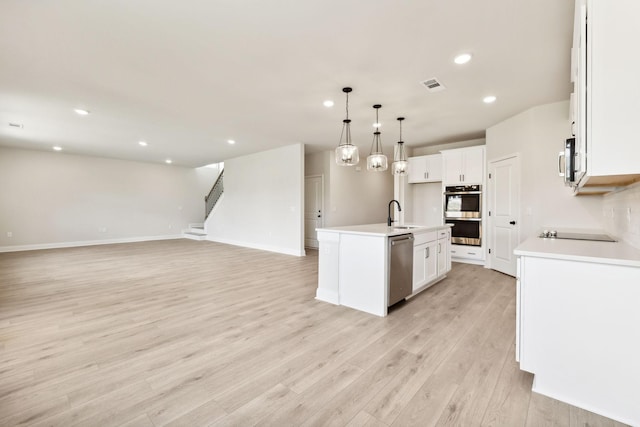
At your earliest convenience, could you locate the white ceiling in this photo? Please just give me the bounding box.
[0,0,574,168]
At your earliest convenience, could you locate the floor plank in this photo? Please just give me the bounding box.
[0,240,628,426]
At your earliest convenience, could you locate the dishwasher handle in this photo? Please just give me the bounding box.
[390,235,414,246]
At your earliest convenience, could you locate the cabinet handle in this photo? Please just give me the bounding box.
[438,243,441,254]
[558,151,565,177]
[424,172,427,179]
[425,247,429,258]
[571,121,576,137]
[462,174,465,182]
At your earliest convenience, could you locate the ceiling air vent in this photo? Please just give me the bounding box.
[421,77,446,93]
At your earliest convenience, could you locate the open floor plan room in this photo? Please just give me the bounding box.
[0,239,626,426]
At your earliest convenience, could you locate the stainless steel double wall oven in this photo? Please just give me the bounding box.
[444,185,482,246]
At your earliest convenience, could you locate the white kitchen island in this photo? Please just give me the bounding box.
[514,236,640,426]
[316,223,451,317]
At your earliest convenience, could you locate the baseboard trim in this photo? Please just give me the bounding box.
[205,236,305,257]
[315,288,339,305]
[531,377,635,426]
[0,234,183,253]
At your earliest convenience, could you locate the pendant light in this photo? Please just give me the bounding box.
[366,104,388,171]
[392,117,408,176]
[335,87,359,166]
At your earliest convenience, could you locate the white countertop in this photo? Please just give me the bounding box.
[514,235,640,267]
[316,223,451,237]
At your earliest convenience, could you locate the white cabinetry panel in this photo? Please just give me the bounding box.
[441,146,485,185]
[408,154,442,183]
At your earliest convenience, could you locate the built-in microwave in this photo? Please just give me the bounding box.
[558,137,576,186]
[444,185,482,219]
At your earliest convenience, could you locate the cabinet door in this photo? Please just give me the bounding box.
[412,243,428,290]
[461,146,485,184]
[443,151,463,185]
[408,156,428,184]
[426,154,443,182]
[437,230,451,274]
[425,240,438,284]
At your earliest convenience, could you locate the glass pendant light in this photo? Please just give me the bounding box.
[335,87,359,166]
[392,117,409,176]
[366,104,388,171]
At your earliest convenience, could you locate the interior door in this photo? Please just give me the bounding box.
[489,155,520,276]
[304,175,323,249]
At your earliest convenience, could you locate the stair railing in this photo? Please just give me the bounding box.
[205,170,224,220]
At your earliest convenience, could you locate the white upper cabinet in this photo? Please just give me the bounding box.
[441,146,485,185]
[572,0,640,190]
[407,154,442,183]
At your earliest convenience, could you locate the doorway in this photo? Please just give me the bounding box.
[304,175,324,249]
[488,154,520,276]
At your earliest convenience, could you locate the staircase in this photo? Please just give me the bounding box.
[182,166,224,241]
[183,223,207,240]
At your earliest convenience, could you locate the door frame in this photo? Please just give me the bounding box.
[304,174,325,249]
[485,153,521,272]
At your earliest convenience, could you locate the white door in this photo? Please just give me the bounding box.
[304,176,323,249]
[489,155,520,276]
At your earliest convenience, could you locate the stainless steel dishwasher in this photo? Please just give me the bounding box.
[388,233,414,307]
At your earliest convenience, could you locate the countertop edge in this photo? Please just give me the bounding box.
[316,224,452,237]
[514,237,640,268]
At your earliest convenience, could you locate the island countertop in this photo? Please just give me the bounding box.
[514,235,640,268]
[316,223,452,237]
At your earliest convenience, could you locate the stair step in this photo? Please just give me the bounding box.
[183,231,207,241]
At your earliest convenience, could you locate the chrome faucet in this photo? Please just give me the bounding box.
[388,199,402,226]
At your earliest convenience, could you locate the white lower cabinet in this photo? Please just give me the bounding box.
[412,228,450,293]
[437,229,451,275]
[516,254,640,425]
[450,244,484,262]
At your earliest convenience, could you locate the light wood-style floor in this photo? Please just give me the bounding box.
[0,239,627,427]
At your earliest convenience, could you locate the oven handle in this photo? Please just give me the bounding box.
[444,217,482,222]
[444,191,482,195]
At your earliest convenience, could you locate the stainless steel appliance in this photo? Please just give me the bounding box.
[388,234,414,307]
[445,218,482,246]
[558,137,577,186]
[444,185,482,218]
[444,185,482,246]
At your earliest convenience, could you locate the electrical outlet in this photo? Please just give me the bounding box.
[7,231,12,238]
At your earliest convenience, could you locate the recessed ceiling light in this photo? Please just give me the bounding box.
[227,139,236,145]
[323,100,334,108]
[165,159,172,164]
[74,108,90,115]
[138,141,148,146]
[53,146,62,151]
[483,95,497,104]
[454,53,472,64]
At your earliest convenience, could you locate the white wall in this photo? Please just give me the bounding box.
[486,101,603,241]
[304,150,394,228]
[603,182,640,249]
[411,138,486,156]
[206,143,304,256]
[0,147,218,251]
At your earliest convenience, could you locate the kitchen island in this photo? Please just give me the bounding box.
[316,223,451,317]
[514,235,640,425]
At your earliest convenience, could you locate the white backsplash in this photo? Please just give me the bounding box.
[603,181,640,248]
